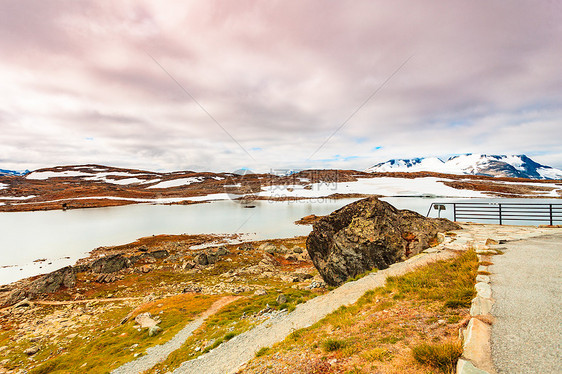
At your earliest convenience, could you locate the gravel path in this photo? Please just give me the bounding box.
[111,296,240,374]
[490,233,562,374]
[171,250,457,374]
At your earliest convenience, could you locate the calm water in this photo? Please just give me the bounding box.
[0,197,559,285]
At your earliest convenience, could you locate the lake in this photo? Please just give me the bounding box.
[1,196,559,285]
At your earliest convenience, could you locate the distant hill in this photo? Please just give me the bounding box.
[365,154,562,180]
[0,168,30,176]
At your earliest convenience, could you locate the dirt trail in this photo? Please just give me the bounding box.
[34,297,143,305]
[111,296,240,374]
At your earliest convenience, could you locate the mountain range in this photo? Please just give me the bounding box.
[0,168,29,176]
[365,154,562,180]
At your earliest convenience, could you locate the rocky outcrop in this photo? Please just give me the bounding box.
[90,254,130,273]
[306,197,460,286]
[30,266,76,295]
[1,266,77,307]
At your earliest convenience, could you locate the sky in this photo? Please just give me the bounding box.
[1,0,561,173]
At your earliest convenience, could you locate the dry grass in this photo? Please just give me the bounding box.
[240,250,478,374]
[22,294,217,374]
[412,340,462,373]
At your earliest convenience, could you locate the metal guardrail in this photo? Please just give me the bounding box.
[426,202,562,225]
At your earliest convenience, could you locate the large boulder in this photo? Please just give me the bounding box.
[306,197,459,286]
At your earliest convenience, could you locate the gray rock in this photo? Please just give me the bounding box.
[475,274,490,283]
[91,254,130,273]
[29,266,76,296]
[470,297,493,316]
[24,346,40,356]
[276,294,287,304]
[148,250,169,259]
[306,197,460,286]
[216,246,229,256]
[475,282,492,299]
[195,253,208,266]
[135,312,158,328]
[239,243,253,251]
[292,246,304,254]
[148,325,162,337]
[13,298,32,309]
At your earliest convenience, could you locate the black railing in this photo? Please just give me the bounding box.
[426,202,562,225]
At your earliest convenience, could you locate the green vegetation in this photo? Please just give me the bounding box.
[25,294,217,374]
[242,250,478,374]
[255,347,271,357]
[412,341,463,373]
[150,287,322,373]
[322,338,347,352]
[385,250,478,308]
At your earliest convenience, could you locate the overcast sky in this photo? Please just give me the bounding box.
[1,0,561,173]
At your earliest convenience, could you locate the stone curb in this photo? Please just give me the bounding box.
[457,252,496,374]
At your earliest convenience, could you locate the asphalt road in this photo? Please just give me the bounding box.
[490,233,562,374]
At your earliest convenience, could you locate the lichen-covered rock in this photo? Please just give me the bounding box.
[90,254,130,273]
[29,266,76,295]
[148,249,169,259]
[306,197,459,286]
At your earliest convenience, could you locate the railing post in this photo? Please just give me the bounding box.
[550,204,553,226]
[499,204,502,225]
[453,203,457,222]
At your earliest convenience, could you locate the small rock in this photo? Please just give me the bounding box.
[24,346,40,356]
[183,284,202,293]
[485,238,499,245]
[195,253,208,266]
[239,243,253,251]
[276,294,287,304]
[475,274,490,283]
[254,289,268,296]
[134,312,159,328]
[148,325,162,337]
[284,255,298,262]
[13,298,32,309]
[292,246,304,254]
[148,250,169,259]
[216,246,229,256]
[140,265,152,273]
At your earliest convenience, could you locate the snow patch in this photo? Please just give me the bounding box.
[147,177,204,189]
[261,177,487,198]
[27,170,91,179]
[536,167,562,180]
[0,183,8,190]
[0,195,36,200]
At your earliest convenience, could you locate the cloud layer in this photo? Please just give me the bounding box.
[1,0,561,172]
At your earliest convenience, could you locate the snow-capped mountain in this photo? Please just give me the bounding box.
[365,154,562,180]
[0,168,30,176]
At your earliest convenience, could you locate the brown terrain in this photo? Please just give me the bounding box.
[0,165,560,213]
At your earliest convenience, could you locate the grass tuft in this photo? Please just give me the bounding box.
[411,340,462,373]
[255,347,270,357]
[322,338,347,352]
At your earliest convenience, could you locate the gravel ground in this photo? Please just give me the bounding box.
[170,250,457,374]
[490,233,562,374]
